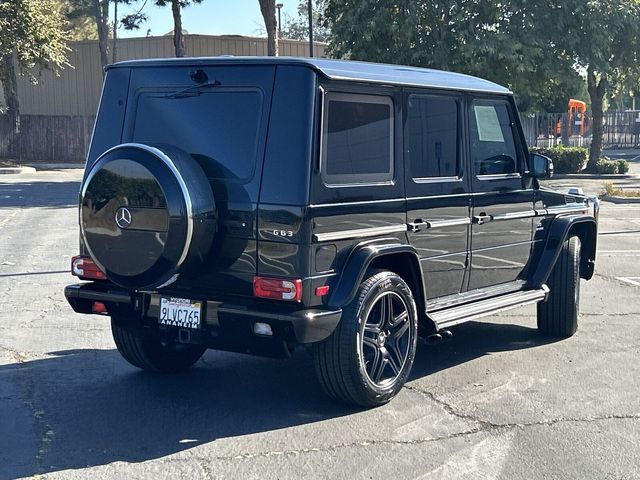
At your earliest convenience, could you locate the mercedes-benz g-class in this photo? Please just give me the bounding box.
[65,57,598,407]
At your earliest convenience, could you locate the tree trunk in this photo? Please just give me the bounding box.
[1,53,20,134]
[94,0,110,75]
[259,0,279,56]
[171,0,185,57]
[586,67,606,172]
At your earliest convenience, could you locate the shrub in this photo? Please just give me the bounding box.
[617,159,630,174]
[601,181,640,197]
[602,181,620,196]
[529,146,587,174]
[596,157,629,174]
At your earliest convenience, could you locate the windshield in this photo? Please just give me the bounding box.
[130,88,262,182]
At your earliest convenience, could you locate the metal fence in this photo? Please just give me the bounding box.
[521,110,640,149]
[0,34,327,163]
[0,34,328,117]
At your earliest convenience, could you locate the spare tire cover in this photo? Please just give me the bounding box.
[80,143,217,289]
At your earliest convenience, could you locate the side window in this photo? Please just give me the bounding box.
[407,95,460,179]
[321,93,394,186]
[470,101,519,176]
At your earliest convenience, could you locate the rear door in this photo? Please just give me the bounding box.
[467,97,535,290]
[404,92,471,300]
[123,65,276,297]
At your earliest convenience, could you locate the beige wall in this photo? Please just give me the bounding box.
[0,35,327,117]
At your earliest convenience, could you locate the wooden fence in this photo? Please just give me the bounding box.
[0,115,94,163]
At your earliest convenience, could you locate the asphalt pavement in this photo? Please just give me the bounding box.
[0,169,639,480]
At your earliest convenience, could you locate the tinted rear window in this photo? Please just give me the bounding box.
[131,88,262,181]
[407,95,459,179]
[322,93,394,185]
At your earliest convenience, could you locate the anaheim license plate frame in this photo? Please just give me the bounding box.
[159,296,202,329]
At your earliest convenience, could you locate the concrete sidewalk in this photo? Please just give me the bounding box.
[0,166,36,174]
[26,163,85,170]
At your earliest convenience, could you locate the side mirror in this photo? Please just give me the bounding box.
[530,153,554,179]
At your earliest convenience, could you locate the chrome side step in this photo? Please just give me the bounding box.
[429,286,549,330]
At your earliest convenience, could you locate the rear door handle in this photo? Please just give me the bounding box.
[473,213,493,225]
[407,218,429,233]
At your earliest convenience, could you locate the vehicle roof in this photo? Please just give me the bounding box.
[107,56,512,95]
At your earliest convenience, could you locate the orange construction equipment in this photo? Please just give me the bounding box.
[556,99,588,136]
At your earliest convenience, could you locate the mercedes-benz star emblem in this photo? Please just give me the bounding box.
[115,207,132,229]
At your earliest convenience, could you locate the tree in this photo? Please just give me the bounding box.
[258,0,278,56]
[282,0,329,43]
[57,0,98,40]
[323,1,568,102]
[113,1,148,62]
[325,0,640,169]
[66,0,146,72]
[67,1,110,72]
[155,1,204,58]
[0,0,68,132]
[559,0,640,171]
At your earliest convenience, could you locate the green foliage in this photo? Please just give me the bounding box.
[323,0,640,118]
[282,0,329,43]
[155,0,204,6]
[324,1,587,113]
[530,146,587,174]
[56,1,98,40]
[0,0,68,120]
[596,158,630,174]
[595,159,619,174]
[0,0,68,78]
[617,159,630,174]
[556,0,640,170]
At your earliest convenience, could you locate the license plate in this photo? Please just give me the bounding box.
[159,297,202,329]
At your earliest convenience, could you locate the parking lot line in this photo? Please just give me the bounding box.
[599,230,640,235]
[616,277,640,287]
[598,250,640,253]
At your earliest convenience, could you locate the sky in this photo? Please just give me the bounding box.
[118,0,301,39]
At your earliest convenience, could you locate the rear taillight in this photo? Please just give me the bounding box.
[71,255,107,281]
[253,276,302,302]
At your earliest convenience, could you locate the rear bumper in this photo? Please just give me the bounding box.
[64,283,342,345]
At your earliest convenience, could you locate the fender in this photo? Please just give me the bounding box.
[327,241,426,309]
[529,214,597,288]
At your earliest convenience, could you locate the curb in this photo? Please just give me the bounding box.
[552,174,636,180]
[26,163,85,170]
[600,194,640,204]
[0,166,37,175]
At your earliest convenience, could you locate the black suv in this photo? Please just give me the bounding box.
[65,57,599,407]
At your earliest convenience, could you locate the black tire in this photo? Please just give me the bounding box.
[537,236,581,337]
[111,318,206,373]
[313,271,418,407]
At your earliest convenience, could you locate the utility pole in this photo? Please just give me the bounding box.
[113,0,118,63]
[308,0,314,57]
[276,3,283,39]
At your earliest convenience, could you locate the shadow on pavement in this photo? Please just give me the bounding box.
[411,321,559,379]
[0,320,556,479]
[0,348,355,479]
[0,181,80,208]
